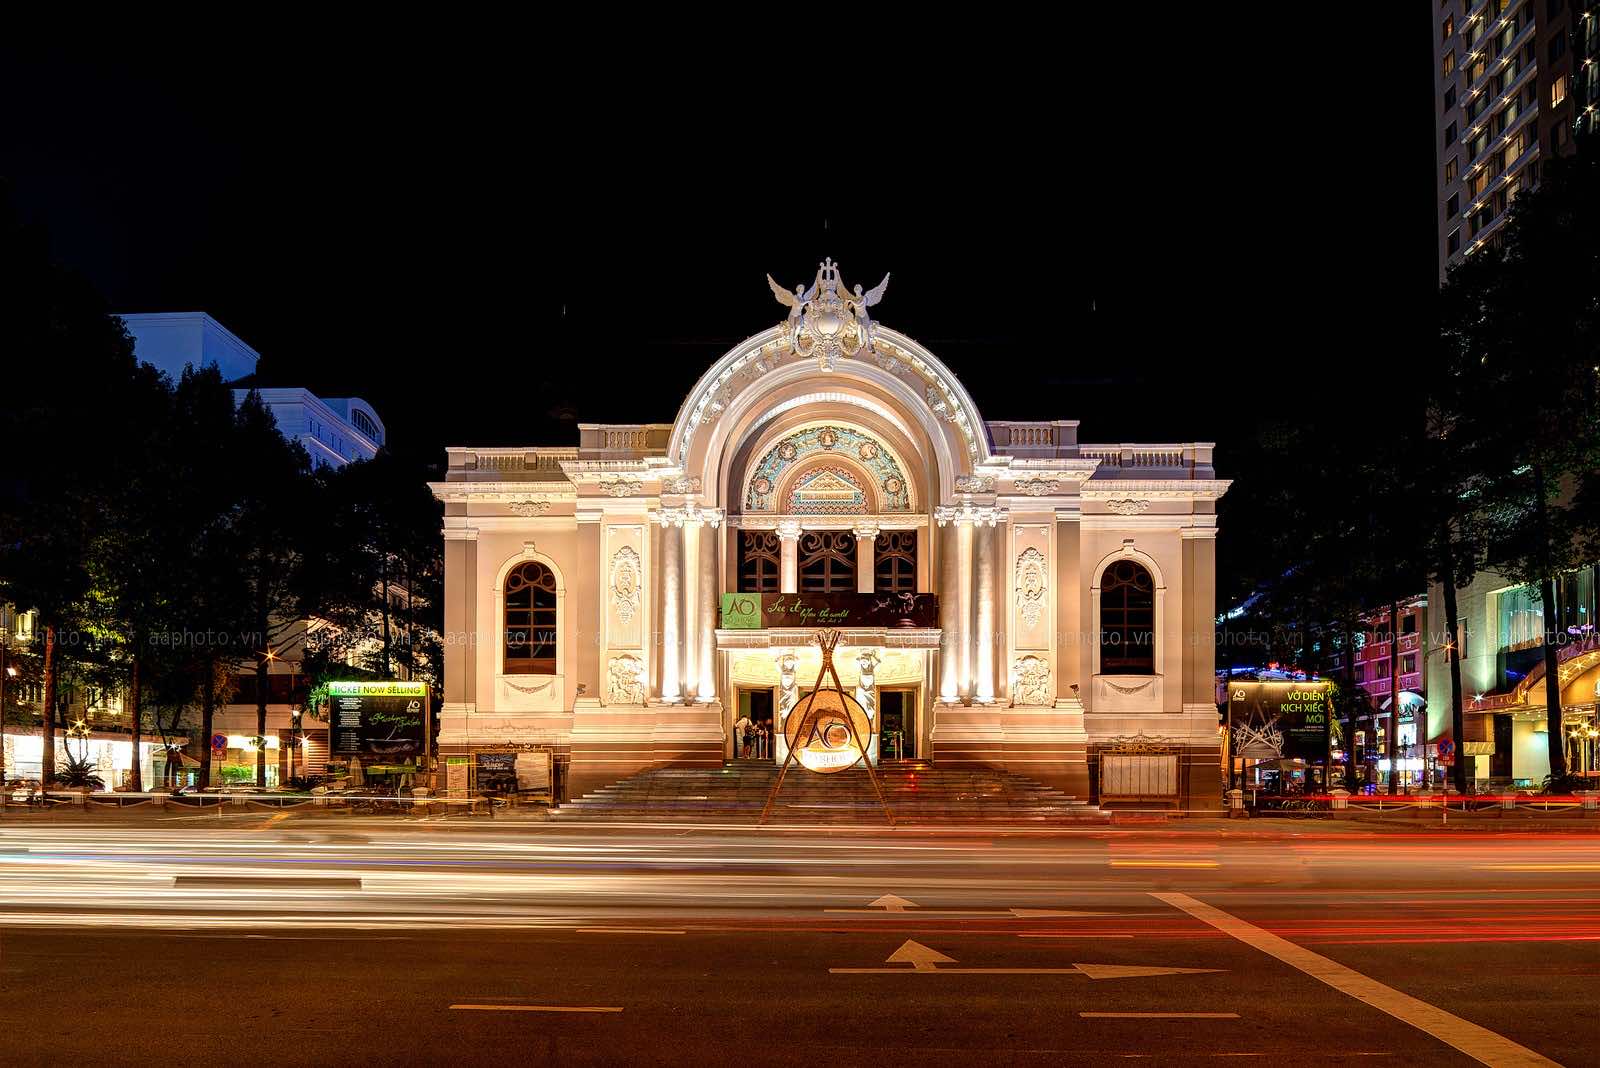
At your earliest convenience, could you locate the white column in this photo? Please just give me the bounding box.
[937,513,961,702]
[974,518,998,704]
[697,511,722,701]
[682,520,700,700]
[958,519,974,701]
[854,523,878,594]
[778,520,801,594]
[657,512,683,701]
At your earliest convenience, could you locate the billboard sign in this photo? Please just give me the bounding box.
[1228,681,1332,762]
[328,680,429,759]
[719,592,938,630]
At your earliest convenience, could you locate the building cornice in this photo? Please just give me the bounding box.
[1080,514,1220,532]
[428,482,579,503]
[1080,480,1231,501]
[729,513,928,531]
[716,627,942,650]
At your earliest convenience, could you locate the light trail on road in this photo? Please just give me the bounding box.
[2,821,1597,1064]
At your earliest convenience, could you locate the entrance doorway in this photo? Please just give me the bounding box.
[736,689,774,760]
[879,688,917,759]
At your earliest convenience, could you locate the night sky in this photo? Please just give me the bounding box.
[3,26,1438,482]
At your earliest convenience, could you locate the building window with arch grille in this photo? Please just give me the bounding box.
[504,561,557,674]
[739,531,781,592]
[1100,560,1155,675]
[874,530,917,593]
[799,530,856,593]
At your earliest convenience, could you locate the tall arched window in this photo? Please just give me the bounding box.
[504,561,557,674]
[739,531,781,592]
[1100,560,1155,674]
[874,530,917,593]
[799,531,856,593]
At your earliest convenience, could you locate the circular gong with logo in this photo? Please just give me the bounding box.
[784,687,872,773]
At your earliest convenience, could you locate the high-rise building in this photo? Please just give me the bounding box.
[1574,3,1600,134]
[121,312,385,468]
[1434,0,1576,279]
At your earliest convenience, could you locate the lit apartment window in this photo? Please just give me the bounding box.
[1468,167,1490,198]
[1444,155,1459,183]
[1553,73,1569,107]
[1444,15,1454,40]
[1444,49,1456,77]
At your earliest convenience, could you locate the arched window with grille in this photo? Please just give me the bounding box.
[504,561,558,674]
[739,531,781,592]
[1099,560,1155,674]
[798,530,856,593]
[873,530,917,593]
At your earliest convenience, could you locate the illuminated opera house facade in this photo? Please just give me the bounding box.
[431,262,1229,807]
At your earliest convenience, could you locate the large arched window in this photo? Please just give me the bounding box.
[504,561,558,674]
[1100,560,1155,674]
[739,531,781,592]
[799,530,856,593]
[874,530,917,593]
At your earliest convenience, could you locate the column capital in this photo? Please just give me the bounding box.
[851,521,881,541]
[653,503,724,528]
[775,519,803,540]
[934,502,1009,527]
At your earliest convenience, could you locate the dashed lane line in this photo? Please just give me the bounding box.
[1111,860,1220,869]
[450,1004,623,1013]
[1080,1012,1240,1019]
[1152,891,1561,1068]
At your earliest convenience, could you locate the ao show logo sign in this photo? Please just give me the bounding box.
[1228,681,1332,762]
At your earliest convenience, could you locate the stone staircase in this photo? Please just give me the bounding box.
[551,759,1108,824]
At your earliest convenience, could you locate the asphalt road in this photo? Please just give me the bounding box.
[1,816,1598,1066]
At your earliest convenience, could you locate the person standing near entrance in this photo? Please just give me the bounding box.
[733,711,753,759]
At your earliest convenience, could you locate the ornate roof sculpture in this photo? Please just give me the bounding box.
[767,257,890,372]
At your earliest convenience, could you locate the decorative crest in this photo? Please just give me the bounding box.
[767,259,890,372]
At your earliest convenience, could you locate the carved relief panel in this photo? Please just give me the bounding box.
[605,528,644,649]
[1010,523,1053,706]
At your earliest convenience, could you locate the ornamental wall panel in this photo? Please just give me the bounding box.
[1009,521,1054,706]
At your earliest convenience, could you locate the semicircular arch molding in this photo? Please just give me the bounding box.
[670,326,988,506]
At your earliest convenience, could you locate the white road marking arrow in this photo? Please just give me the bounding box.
[1072,963,1224,980]
[885,939,956,971]
[1009,908,1118,918]
[827,896,1118,918]
[829,941,1225,978]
